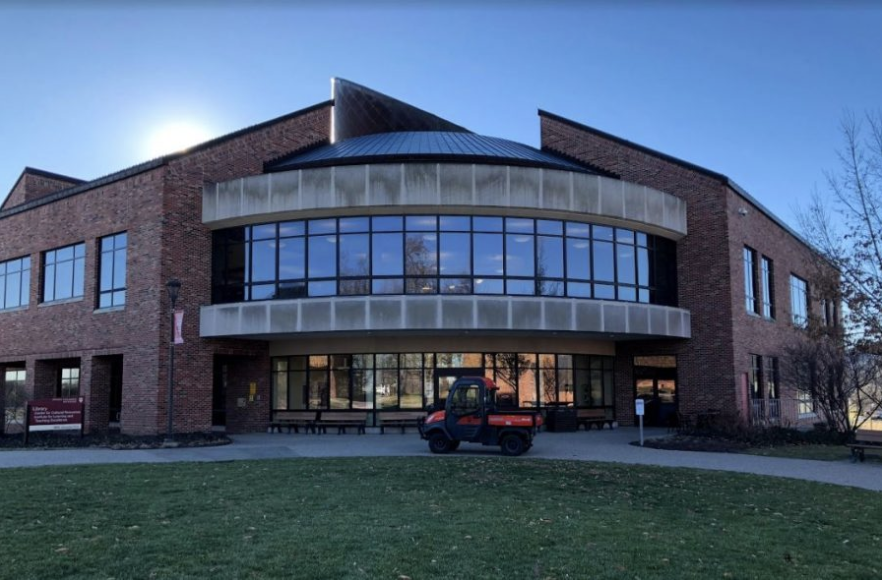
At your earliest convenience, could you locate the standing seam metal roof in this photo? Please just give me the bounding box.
[268,131,594,173]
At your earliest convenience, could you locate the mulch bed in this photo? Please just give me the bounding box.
[0,431,231,450]
[638,435,749,453]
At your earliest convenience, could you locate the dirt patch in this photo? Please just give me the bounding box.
[0,431,231,451]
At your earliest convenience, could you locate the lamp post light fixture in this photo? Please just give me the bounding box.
[165,279,182,446]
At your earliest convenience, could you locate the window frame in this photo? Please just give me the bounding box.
[0,255,31,311]
[98,232,127,309]
[743,246,758,314]
[42,242,86,304]
[790,274,809,327]
[760,256,775,319]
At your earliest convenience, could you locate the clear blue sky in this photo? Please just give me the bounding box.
[1,2,880,229]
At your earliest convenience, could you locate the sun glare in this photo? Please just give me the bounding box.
[146,122,214,158]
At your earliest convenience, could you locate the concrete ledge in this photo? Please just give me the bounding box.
[204,163,688,239]
[200,296,691,339]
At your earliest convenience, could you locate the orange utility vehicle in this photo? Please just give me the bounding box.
[419,376,543,456]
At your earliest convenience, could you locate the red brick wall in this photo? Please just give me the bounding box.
[3,171,82,209]
[0,104,330,435]
[540,114,739,424]
[541,114,831,426]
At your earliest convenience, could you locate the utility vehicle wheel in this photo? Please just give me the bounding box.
[500,434,526,456]
[449,441,460,451]
[428,432,455,454]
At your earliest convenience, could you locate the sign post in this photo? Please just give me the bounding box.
[635,398,645,446]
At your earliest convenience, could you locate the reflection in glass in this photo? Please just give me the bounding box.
[506,234,534,277]
[474,278,503,294]
[279,238,305,280]
[566,238,590,280]
[537,236,563,278]
[372,233,403,275]
[308,235,337,278]
[339,234,370,277]
[593,241,614,282]
[616,245,635,284]
[251,240,276,282]
[440,233,470,275]
[473,234,503,275]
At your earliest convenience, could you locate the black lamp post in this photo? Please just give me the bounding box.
[165,279,181,444]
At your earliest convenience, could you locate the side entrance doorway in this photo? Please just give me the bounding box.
[634,356,678,428]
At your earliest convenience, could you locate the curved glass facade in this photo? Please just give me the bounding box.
[212,214,677,305]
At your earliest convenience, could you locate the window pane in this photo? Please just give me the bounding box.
[55,260,73,300]
[616,244,635,284]
[252,224,276,240]
[352,370,374,409]
[440,216,470,231]
[441,278,471,294]
[330,370,351,409]
[593,226,614,241]
[278,281,307,299]
[406,215,437,231]
[279,221,304,237]
[19,267,30,307]
[506,234,534,277]
[5,272,19,308]
[73,257,84,297]
[616,228,635,244]
[566,222,590,238]
[99,292,112,309]
[439,233,470,276]
[537,219,563,236]
[251,240,277,282]
[339,217,369,233]
[538,279,564,296]
[56,246,73,262]
[340,279,370,295]
[566,238,590,280]
[505,218,533,233]
[339,234,370,277]
[400,369,424,408]
[637,247,649,286]
[474,278,503,294]
[113,249,126,289]
[567,282,591,298]
[250,284,275,300]
[593,241,614,282]
[308,281,336,296]
[406,278,437,294]
[537,236,563,278]
[473,216,502,232]
[618,286,637,302]
[44,264,55,301]
[372,278,403,294]
[506,279,534,295]
[372,216,402,232]
[279,237,305,280]
[372,233,403,276]
[113,291,125,306]
[405,233,438,276]
[308,236,337,278]
[594,283,615,299]
[376,368,399,409]
[308,219,336,235]
[473,233,503,275]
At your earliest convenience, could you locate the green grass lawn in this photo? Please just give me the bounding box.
[743,444,882,463]
[2,459,881,579]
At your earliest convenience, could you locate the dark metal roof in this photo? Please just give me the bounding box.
[269,131,594,173]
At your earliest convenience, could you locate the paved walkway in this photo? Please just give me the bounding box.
[1,428,879,491]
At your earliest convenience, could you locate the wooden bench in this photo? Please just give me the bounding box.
[269,411,317,434]
[316,411,368,434]
[378,411,426,434]
[848,430,882,462]
[577,408,615,430]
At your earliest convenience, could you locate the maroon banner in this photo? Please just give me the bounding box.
[27,398,84,432]
[174,309,184,344]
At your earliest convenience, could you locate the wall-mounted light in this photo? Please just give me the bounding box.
[737,207,749,217]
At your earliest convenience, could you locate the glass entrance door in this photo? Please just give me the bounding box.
[434,368,483,408]
[634,377,677,427]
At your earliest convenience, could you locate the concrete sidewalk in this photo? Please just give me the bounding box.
[1,428,879,492]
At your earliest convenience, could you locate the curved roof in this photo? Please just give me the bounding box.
[268,131,593,173]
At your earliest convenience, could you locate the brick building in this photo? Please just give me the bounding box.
[0,79,828,436]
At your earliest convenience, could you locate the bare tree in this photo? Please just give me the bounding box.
[784,328,882,435]
[800,111,882,350]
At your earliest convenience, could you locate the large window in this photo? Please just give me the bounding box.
[761,256,775,319]
[99,232,127,308]
[743,247,758,314]
[59,366,80,398]
[43,243,85,303]
[213,215,677,306]
[790,275,809,327]
[0,256,30,310]
[270,352,615,412]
